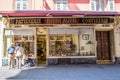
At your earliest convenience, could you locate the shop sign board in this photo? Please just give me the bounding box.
[10,18,114,24]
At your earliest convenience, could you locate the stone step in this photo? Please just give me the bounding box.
[97,60,114,64]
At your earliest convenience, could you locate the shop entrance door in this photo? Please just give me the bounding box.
[96,31,111,61]
[37,35,47,65]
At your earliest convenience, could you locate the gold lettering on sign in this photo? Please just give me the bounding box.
[82,18,109,23]
[62,18,79,24]
[15,18,41,24]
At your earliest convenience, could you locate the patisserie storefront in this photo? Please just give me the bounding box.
[1,11,119,66]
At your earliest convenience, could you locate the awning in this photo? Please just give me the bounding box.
[0,11,120,17]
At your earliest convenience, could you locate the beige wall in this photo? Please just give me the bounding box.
[32,0,43,10]
[115,4,120,11]
[114,27,120,57]
[30,0,54,10]
[77,4,89,11]
[0,0,13,11]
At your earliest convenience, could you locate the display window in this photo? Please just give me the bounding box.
[49,28,95,57]
[79,34,95,56]
[4,29,35,58]
[14,35,34,57]
[49,34,78,56]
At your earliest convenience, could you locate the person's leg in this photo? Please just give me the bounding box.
[9,55,12,69]
[21,55,24,66]
[19,56,22,69]
[11,54,14,68]
[16,57,19,69]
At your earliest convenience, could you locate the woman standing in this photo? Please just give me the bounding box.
[15,43,24,69]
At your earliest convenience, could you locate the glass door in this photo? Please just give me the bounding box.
[37,35,47,65]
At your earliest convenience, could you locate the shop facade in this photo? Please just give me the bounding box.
[1,11,120,66]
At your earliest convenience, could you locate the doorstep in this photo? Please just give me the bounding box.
[97,60,114,64]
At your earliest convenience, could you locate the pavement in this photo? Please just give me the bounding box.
[0,64,120,80]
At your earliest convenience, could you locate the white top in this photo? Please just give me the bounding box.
[15,46,24,57]
[19,46,24,54]
[16,50,22,57]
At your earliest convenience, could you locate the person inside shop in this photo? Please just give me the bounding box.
[15,43,24,69]
[7,43,15,69]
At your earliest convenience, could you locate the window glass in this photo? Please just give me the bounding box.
[56,0,67,10]
[108,0,114,11]
[4,29,35,57]
[16,2,21,10]
[23,2,27,10]
[49,28,95,57]
[49,34,78,56]
[15,0,28,10]
[90,0,96,11]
